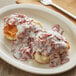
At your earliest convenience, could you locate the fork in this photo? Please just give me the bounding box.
[40,0,54,5]
[40,0,76,19]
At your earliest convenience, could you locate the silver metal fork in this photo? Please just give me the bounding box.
[40,0,53,5]
[40,0,76,19]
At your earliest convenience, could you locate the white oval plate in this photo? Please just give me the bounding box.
[0,4,76,75]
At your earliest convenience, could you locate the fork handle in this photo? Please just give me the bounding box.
[51,3,75,19]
